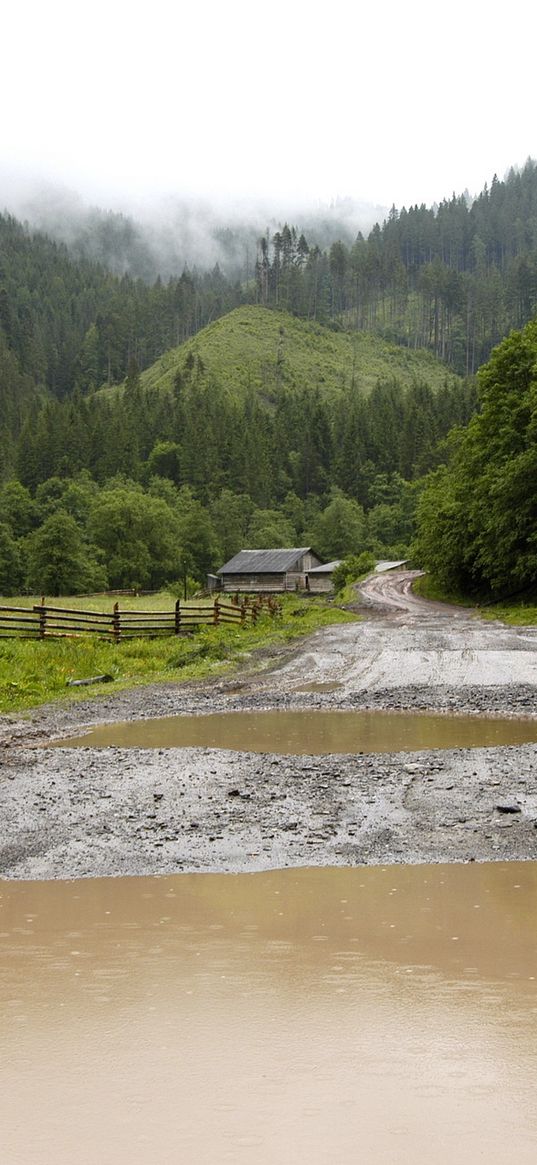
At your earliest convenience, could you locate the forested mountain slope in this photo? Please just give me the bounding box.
[3,159,536,403]
[106,306,457,403]
[0,211,243,403]
[2,162,537,597]
[2,159,537,422]
[2,299,476,597]
[14,305,474,501]
[251,161,537,375]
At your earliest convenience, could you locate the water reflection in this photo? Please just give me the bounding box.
[1,863,537,1164]
[55,708,537,754]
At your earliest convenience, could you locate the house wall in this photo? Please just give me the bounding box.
[219,554,323,593]
[308,574,334,593]
[220,573,285,593]
[220,572,314,593]
[286,571,308,590]
[297,552,321,572]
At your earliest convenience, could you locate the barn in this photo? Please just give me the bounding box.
[215,548,322,593]
[306,560,341,593]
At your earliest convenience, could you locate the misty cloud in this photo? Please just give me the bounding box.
[0,173,388,280]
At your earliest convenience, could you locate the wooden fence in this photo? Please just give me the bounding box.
[0,596,279,642]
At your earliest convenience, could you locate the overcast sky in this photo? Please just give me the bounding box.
[2,0,535,214]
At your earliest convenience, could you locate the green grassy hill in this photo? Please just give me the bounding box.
[104,306,461,402]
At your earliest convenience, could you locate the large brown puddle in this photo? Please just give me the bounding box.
[2,862,537,1163]
[56,708,537,753]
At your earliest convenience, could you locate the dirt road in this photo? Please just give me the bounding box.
[267,570,537,698]
[2,571,537,879]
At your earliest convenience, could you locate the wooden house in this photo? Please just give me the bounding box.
[215,548,322,593]
[306,560,341,593]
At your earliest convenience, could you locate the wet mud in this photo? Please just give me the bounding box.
[3,864,537,1164]
[2,571,537,879]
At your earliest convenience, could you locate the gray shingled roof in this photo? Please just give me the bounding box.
[374,559,409,573]
[307,560,341,573]
[218,548,312,575]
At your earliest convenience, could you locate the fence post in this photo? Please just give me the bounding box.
[112,602,121,644]
[240,598,247,626]
[39,596,46,639]
[175,598,181,635]
[213,597,220,626]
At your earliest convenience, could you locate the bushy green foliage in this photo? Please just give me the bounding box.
[308,491,367,560]
[413,320,537,597]
[89,485,182,588]
[0,480,38,536]
[332,552,377,593]
[26,510,106,596]
[0,523,25,594]
[245,509,296,549]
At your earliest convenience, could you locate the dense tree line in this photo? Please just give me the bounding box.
[0,469,416,596]
[2,160,537,428]
[413,319,537,597]
[0,213,244,405]
[10,355,476,507]
[253,162,537,373]
[0,351,477,593]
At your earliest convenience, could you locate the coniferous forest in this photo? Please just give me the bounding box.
[1,160,537,595]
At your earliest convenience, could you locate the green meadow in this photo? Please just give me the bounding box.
[0,592,356,714]
[101,305,460,405]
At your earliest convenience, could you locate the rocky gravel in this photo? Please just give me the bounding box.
[2,571,537,880]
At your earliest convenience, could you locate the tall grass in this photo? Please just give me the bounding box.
[412,574,537,625]
[0,592,210,613]
[0,592,356,713]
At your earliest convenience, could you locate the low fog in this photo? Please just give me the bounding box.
[0,170,388,281]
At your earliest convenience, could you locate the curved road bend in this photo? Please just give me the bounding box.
[272,570,537,697]
[356,569,468,619]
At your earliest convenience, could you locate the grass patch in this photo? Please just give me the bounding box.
[336,581,360,604]
[0,592,208,613]
[412,574,537,625]
[0,592,357,713]
[478,599,537,626]
[99,305,460,405]
[411,574,475,607]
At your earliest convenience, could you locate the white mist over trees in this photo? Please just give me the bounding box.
[0,179,387,282]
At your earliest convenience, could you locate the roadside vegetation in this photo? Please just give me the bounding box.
[332,552,378,603]
[413,574,537,626]
[412,319,537,606]
[478,600,537,626]
[0,592,357,714]
[411,574,474,607]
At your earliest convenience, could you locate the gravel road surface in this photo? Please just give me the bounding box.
[2,571,537,879]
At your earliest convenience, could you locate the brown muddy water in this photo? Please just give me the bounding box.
[2,863,537,1164]
[56,707,537,754]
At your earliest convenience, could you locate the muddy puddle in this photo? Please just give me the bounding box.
[55,707,537,754]
[293,680,343,693]
[2,862,537,1164]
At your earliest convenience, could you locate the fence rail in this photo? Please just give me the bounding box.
[0,596,279,642]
